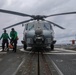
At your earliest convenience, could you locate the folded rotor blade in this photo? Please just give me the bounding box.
[3,19,34,30]
[45,20,65,29]
[0,9,32,17]
[45,11,76,17]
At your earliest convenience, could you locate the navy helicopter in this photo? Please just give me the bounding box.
[0,9,76,50]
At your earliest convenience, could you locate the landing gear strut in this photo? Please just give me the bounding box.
[21,40,27,50]
[23,44,27,50]
[51,44,54,50]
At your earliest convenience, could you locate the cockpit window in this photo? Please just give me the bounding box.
[44,24,49,30]
[28,25,34,30]
[43,23,52,30]
[26,24,34,30]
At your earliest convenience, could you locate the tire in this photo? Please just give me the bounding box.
[23,44,27,50]
[51,44,54,50]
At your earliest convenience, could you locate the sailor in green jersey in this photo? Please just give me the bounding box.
[10,28,18,52]
[0,30,10,51]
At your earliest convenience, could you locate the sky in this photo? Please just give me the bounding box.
[0,0,76,45]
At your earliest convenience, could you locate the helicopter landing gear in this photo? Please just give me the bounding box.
[21,40,27,50]
[50,44,54,50]
[23,44,27,50]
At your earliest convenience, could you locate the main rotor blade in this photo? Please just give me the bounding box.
[45,11,76,17]
[0,9,32,17]
[45,20,65,29]
[3,19,34,30]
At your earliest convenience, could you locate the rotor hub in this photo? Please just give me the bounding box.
[33,15,44,21]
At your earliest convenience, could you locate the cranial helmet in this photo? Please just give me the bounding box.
[11,28,14,31]
[4,30,6,32]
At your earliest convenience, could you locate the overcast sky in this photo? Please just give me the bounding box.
[0,0,76,45]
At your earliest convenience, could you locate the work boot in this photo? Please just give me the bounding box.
[1,50,4,52]
[14,50,16,53]
[12,50,14,52]
[7,48,9,52]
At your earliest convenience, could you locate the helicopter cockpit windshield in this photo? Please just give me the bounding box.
[26,24,34,30]
[39,21,52,30]
[43,23,52,30]
[25,21,52,31]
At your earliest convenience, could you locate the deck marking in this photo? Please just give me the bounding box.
[47,55,64,75]
[20,48,76,55]
[12,59,25,75]
[44,52,76,55]
[54,48,76,52]
[51,60,64,75]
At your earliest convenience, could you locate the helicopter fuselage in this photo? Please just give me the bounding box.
[22,21,56,50]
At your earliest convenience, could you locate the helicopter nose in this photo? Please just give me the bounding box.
[33,34,45,45]
[33,28,45,45]
[35,27,43,35]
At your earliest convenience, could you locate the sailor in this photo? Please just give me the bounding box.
[0,30,10,51]
[10,28,18,52]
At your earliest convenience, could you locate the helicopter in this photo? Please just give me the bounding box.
[0,9,76,51]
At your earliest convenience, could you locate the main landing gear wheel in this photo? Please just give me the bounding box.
[23,44,27,50]
[51,44,54,50]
